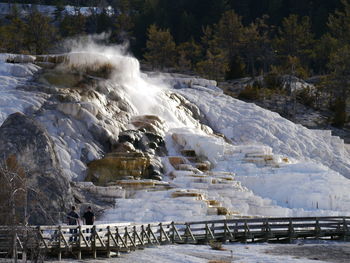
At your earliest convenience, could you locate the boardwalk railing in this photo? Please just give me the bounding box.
[1,216,350,260]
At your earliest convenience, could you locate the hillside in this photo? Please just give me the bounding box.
[0,41,349,228]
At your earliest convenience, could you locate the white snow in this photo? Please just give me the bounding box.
[51,242,338,263]
[0,3,114,17]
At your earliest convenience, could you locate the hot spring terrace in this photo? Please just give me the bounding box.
[1,216,350,261]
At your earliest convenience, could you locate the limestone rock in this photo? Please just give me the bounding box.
[73,182,125,199]
[131,115,165,135]
[86,152,151,186]
[195,162,211,171]
[0,113,73,225]
[168,156,186,167]
[171,190,205,200]
[118,129,166,156]
[112,142,136,153]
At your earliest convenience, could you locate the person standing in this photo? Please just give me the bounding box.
[67,206,80,225]
[82,206,95,240]
[82,206,95,225]
[67,206,80,241]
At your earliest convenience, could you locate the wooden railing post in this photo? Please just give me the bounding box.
[264,219,271,242]
[106,226,111,258]
[124,227,128,248]
[92,226,97,259]
[315,219,321,239]
[133,226,137,246]
[288,219,294,243]
[343,217,349,241]
[159,223,163,243]
[58,225,62,261]
[234,222,238,237]
[205,223,208,243]
[185,223,189,244]
[224,221,234,241]
[77,226,82,260]
[147,224,152,244]
[223,221,227,242]
[244,221,250,243]
[140,225,144,244]
[171,222,175,243]
[116,227,128,250]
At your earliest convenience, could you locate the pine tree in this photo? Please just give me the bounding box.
[111,11,134,43]
[214,9,245,79]
[196,49,229,81]
[0,16,28,53]
[274,14,314,74]
[176,38,202,71]
[240,21,264,77]
[53,2,65,23]
[144,24,176,70]
[25,10,57,54]
[59,12,86,37]
[176,50,192,73]
[96,8,113,34]
[327,0,350,45]
[326,44,350,127]
[215,10,243,61]
[0,4,28,53]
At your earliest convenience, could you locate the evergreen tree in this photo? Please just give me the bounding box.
[59,12,86,37]
[144,24,176,70]
[110,5,134,43]
[176,50,192,72]
[53,2,65,23]
[328,45,350,99]
[176,38,202,71]
[0,15,27,53]
[239,16,274,77]
[25,10,57,54]
[326,45,350,127]
[196,48,229,81]
[96,8,113,34]
[196,25,229,80]
[274,14,314,73]
[214,10,245,79]
[328,0,350,44]
[313,33,339,74]
[215,10,243,61]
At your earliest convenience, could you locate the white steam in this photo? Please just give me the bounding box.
[62,35,202,131]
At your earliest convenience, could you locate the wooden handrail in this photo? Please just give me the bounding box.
[1,216,350,260]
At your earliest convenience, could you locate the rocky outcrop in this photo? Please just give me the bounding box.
[86,114,167,185]
[86,152,151,185]
[116,129,166,156]
[0,112,74,225]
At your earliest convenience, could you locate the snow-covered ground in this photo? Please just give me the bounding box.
[0,3,114,17]
[48,241,350,263]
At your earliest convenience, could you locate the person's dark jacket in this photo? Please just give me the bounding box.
[83,211,95,225]
[67,210,79,225]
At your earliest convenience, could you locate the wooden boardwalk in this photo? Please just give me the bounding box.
[1,216,350,260]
